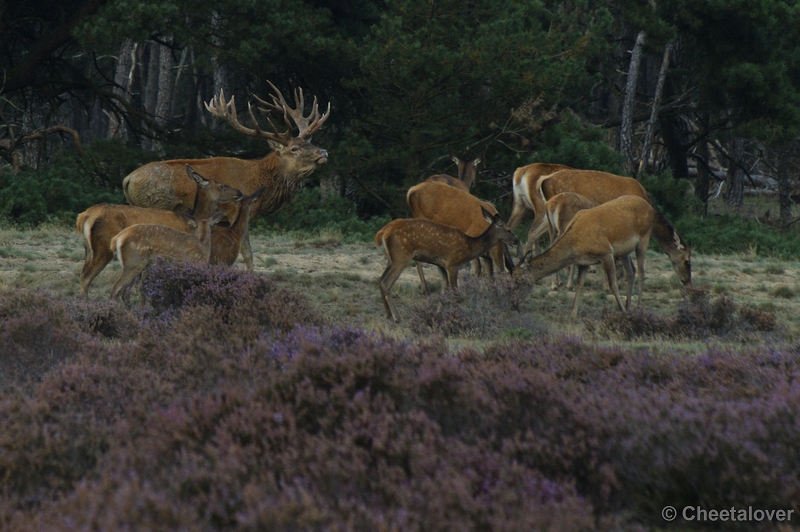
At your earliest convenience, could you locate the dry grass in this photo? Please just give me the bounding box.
[1,223,798,349]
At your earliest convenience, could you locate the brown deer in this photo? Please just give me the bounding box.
[507,162,573,250]
[76,165,242,295]
[511,167,691,284]
[109,211,226,301]
[122,81,330,264]
[543,192,598,289]
[406,181,514,293]
[514,195,655,318]
[209,186,267,267]
[424,150,482,191]
[375,207,519,322]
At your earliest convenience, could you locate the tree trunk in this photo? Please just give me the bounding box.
[143,42,160,118]
[637,40,672,177]
[107,38,134,139]
[695,137,709,215]
[723,138,745,207]
[155,42,175,127]
[777,144,792,225]
[210,11,229,100]
[620,31,645,176]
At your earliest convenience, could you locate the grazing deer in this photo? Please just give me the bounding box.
[375,207,519,323]
[424,150,483,191]
[76,165,242,295]
[122,81,330,265]
[209,186,267,268]
[109,211,226,301]
[406,181,514,294]
[507,162,573,248]
[543,192,599,289]
[514,195,655,318]
[511,167,691,284]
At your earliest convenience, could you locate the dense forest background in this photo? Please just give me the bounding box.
[1,0,800,232]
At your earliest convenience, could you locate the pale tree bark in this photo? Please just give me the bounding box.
[210,11,229,99]
[107,38,135,139]
[637,40,673,177]
[620,31,645,177]
[143,41,161,118]
[155,41,175,127]
[777,144,792,225]
[723,138,745,207]
[695,139,710,215]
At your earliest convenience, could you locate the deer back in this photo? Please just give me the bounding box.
[407,181,498,236]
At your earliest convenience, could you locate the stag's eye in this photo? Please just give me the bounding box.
[291,146,299,152]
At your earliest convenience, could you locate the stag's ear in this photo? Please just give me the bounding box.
[267,139,286,152]
[448,148,460,165]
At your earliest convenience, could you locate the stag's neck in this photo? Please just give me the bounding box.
[254,153,311,216]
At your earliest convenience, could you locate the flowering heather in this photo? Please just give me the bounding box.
[0,284,799,530]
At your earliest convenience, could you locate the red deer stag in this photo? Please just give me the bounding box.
[109,211,226,301]
[76,165,242,295]
[375,207,519,323]
[406,181,514,293]
[424,150,483,191]
[512,167,691,284]
[209,186,267,267]
[122,80,330,263]
[514,195,655,318]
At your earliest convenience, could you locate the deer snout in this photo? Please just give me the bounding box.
[316,149,328,164]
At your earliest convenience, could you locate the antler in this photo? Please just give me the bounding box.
[205,89,292,145]
[253,80,331,139]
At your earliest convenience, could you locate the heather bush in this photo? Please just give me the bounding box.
[139,259,321,333]
[406,276,532,338]
[2,289,800,530]
[0,290,87,391]
[599,286,778,340]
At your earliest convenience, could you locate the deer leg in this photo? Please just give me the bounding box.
[415,262,430,295]
[570,265,590,318]
[379,262,406,322]
[565,265,575,290]
[621,255,635,310]
[635,244,647,308]
[436,266,449,292]
[80,240,114,295]
[471,258,482,277]
[445,267,460,290]
[240,235,254,271]
[600,255,625,313]
[507,199,528,232]
[480,256,494,277]
[110,262,147,301]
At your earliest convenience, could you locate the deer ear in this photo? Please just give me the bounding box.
[268,139,286,152]
[185,164,210,187]
[480,206,493,224]
[251,186,268,200]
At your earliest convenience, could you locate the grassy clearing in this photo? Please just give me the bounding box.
[2,222,800,350]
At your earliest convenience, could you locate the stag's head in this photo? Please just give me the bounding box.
[205,81,330,177]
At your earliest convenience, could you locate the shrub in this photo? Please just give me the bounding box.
[253,186,390,242]
[139,259,321,334]
[600,286,778,340]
